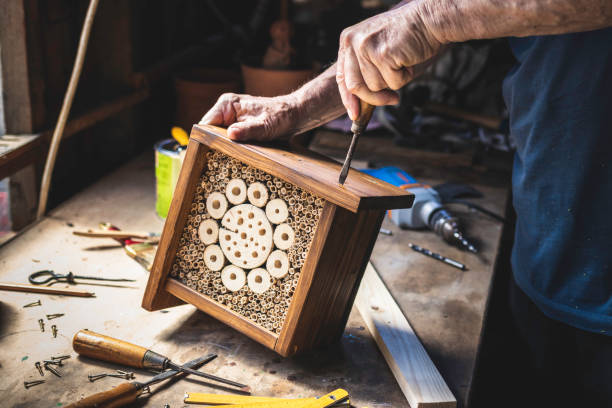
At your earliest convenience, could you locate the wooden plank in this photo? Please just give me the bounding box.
[191,125,414,213]
[275,204,385,356]
[0,134,43,180]
[142,138,209,311]
[0,0,34,133]
[274,202,337,356]
[0,89,149,181]
[165,279,278,350]
[355,262,456,408]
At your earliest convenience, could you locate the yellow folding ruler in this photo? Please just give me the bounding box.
[184,389,350,407]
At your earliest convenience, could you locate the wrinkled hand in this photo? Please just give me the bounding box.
[336,2,442,119]
[200,93,298,141]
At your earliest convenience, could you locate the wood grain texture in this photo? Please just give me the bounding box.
[145,131,415,357]
[142,138,209,311]
[73,329,148,368]
[191,125,414,213]
[165,279,277,350]
[275,203,385,356]
[355,263,456,408]
[65,382,141,408]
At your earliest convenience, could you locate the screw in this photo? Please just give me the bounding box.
[51,325,57,338]
[38,319,45,332]
[44,363,61,377]
[24,380,45,389]
[51,355,70,361]
[89,370,135,382]
[88,373,107,382]
[46,313,64,320]
[43,360,63,367]
[107,370,135,379]
[23,300,41,308]
[35,362,44,376]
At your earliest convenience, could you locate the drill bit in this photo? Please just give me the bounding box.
[408,243,466,270]
[339,100,375,185]
[430,209,478,253]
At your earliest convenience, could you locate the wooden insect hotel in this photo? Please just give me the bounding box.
[142,124,414,356]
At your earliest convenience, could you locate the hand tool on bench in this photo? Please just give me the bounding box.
[408,243,466,270]
[29,270,135,285]
[338,99,375,185]
[98,222,157,271]
[65,354,216,408]
[73,329,251,393]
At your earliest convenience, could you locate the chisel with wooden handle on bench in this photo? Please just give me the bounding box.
[73,329,251,393]
[66,354,216,408]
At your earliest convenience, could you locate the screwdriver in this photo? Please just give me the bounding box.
[65,353,215,408]
[73,329,251,393]
[338,99,375,185]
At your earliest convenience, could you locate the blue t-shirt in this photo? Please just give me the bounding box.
[503,28,612,335]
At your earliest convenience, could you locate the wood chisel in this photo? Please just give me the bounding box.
[65,354,216,408]
[73,329,251,393]
[338,99,375,185]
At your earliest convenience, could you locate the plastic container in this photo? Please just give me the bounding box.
[155,140,185,218]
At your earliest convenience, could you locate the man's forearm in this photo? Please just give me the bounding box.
[417,0,612,44]
[287,64,346,135]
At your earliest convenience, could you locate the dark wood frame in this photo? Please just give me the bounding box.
[142,124,414,356]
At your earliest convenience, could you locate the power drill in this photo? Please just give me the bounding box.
[362,167,477,253]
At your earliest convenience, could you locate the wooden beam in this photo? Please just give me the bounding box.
[0,0,34,133]
[0,134,43,181]
[0,89,148,180]
[355,262,456,408]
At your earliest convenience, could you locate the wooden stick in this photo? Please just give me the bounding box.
[355,263,456,408]
[0,282,95,297]
[37,0,100,219]
[73,230,154,240]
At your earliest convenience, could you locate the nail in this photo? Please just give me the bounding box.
[44,363,61,377]
[23,300,41,308]
[35,362,44,376]
[88,373,107,382]
[24,380,45,389]
[46,313,64,320]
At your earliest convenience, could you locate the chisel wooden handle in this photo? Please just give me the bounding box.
[350,99,375,134]
[65,382,142,408]
[73,329,167,369]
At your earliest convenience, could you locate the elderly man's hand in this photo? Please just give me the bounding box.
[200,93,299,141]
[336,2,443,119]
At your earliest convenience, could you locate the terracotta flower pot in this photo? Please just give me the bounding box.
[174,68,241,131]
[241,63,317,97]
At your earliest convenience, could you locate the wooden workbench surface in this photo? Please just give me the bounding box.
[0,139,508,407]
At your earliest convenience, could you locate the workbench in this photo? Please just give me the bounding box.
[0,132,509,407]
